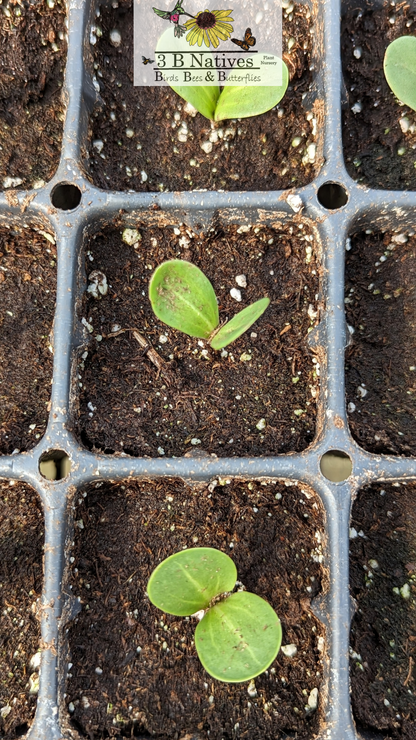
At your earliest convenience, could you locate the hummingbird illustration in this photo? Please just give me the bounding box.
[152,1,194,38]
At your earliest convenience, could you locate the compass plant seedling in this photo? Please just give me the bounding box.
[384,36,416,112]
[149,259,270,350]
[155,28,289,121]
[147,547,282,682]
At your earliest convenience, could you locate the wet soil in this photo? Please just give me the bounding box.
[0,0,67,191]
[0,481,44,738]
[86,1,321,192]
[74,221,320,458]
[350,481,416,739]
[0,226,57,455]
[65,478,326,739]
[342,2,416,190]
[345,230,416,456]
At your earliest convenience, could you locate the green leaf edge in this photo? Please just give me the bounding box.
[147,547,238,616]
[383,36,416,112]
[210,297,270,350]
[149,259,219,339]
[195,591,282,683]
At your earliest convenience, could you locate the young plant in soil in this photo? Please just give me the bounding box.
[149,259,269,350]
[148,547,282,682]
[384,36,416,111]
[155,27,289,121]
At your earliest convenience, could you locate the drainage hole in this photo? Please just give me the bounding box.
[39,450,71,481]
[51,183,82,210]
[317,182,348,210]
[320,450,352,482]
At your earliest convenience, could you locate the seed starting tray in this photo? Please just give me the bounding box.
[1,0,416,738]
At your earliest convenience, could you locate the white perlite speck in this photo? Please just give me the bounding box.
[29,651,41,672]
[307,688,319,711]
[352,101,362,114]
[357,385,367,398]
[87,271,108,298]
[247,680,257,697]
[399,117,410,134]
[281,644,297,658]
[348,402,356,413]
[191,438,201,445]
[184,102,198,116]
[141,170,148,182]
[256,418,266,431]
[235,274,247,288]
[3,177,23,189]
[200,141,213,154]
[392,233,408,244]
[400,583,410,599]
[287,194,303,213]
[109,29,121,47]
[122,228,141,246]
[28,674,40,695]
[230,287,242,302]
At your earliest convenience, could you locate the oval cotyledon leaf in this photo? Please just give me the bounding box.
[384,36,416,112]
[147,547,237,617]
[195,591,282,682]
[149,260,219,339]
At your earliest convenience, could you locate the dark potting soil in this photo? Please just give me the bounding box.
[0,0,67,191]
[0,226,57,455]
[65,478,326,739]
[350,481,416,739]
[86,1,321,192]
[345,230,416,456]
[74,221,320,458]
[0,481,44,738]
[342,2,416,190]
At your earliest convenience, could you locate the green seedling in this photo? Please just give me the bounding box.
[171,60,289,120]
[149,259,269,350]
[155,29,289,120]
[384,36,416,112]
[147,547,282,682]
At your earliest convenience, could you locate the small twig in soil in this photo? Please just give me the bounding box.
[105,327,172,384]
[404,656,414,687]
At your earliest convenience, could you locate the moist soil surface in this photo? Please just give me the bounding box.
[345,230,416,456]
[0,481,44,739]
[86,1,320,192]
[350,481,416,739]
[0,226,57,455]
[65,478,326,739]
[0,0,66,190]
[74,221,320,458]
[342,2,416,190]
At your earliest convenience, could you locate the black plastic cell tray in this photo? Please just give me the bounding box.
[1,0,416,738]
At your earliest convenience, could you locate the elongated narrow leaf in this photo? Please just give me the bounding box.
[210,297,270,350]
[195,591,282,682]
[155,28,220,119]
[147,548,237,616]
[149,260,219,339]
[384,36,416,111]
[215,56,289,121]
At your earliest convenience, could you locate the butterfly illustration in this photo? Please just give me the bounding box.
[231,27,256,52]
[142,56,155,65]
